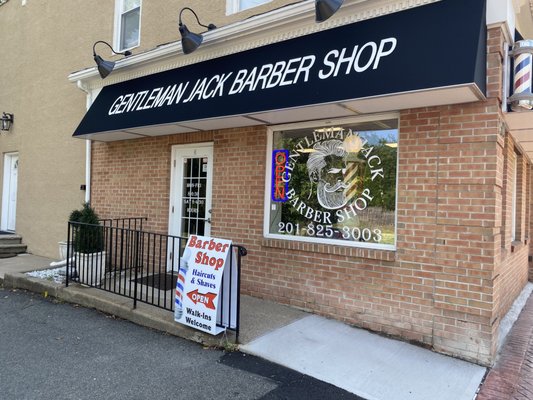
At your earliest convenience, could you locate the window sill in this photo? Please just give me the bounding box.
[226,0,272,15]
[261,237,396,262]
[114,43,139,55]
[511,240,525,253]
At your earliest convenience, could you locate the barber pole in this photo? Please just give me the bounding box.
[511,40,533,111]
[174,259,190,320]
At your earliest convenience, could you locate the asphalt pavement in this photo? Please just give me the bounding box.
[0,287,362,400]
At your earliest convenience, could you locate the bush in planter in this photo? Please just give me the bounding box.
[69,202,104,254]
[69,203,106,286]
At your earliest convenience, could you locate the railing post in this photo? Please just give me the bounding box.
[236,246,247,342]
[133,230,140,309]
[66,222,71,287]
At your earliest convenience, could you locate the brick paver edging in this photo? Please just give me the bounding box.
[477,294,533,399]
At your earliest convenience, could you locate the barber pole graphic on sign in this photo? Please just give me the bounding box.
[174,235,232,335]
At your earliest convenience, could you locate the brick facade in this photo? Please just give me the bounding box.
[529,163,533,282]
[89,26,531,366]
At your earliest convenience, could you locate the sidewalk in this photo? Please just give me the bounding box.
[476,291,533,400]
[0,253,53,281]
[1,254,532,400]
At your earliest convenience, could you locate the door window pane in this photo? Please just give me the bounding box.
[180,157,208,237]
[200,158,208,178]
[191,158,200,177]
[198,179,206,198]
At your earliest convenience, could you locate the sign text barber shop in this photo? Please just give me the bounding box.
[107,38,397,115]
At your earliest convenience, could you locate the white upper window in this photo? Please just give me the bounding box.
[227,0,271,15]
[114,0,141,52]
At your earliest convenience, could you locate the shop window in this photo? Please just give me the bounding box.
[114,0,141,52]
[265,115,398,250]
[226,0,271,14]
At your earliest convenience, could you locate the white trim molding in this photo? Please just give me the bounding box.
[487,0,516,42]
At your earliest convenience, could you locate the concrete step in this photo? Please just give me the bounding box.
[0,235,23,245]
[0,252,17,259]
[0,243,27,257]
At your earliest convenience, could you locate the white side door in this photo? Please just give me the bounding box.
[168,144,214,270]
[1,153,19,232]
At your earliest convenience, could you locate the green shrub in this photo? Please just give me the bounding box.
[69,203,104,253]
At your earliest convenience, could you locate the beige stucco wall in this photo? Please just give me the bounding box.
[0,0,295,258]
[0,1,90,257]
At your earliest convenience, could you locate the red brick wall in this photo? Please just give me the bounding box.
[527,165,533,282]
[488,25,531,348]
[497,136,530,324]
[91,131,214,232]
[397,101,503,363]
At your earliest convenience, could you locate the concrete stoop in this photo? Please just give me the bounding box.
[2,272,235,348]
[0,235,27,258]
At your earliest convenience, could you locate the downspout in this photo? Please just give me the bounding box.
[76,80,92,204]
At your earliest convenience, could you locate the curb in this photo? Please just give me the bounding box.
[3,272,235,348]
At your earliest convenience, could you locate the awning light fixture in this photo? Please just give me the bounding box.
[0,112,14,131]
[315,0,344,22]
[93,41,132,79]
[178,7,216,54]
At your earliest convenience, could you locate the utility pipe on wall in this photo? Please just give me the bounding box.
[76,81,96,203]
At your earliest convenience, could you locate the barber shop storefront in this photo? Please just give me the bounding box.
[69,0,533,366]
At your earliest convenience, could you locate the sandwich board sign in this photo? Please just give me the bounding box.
[174,235,232,335]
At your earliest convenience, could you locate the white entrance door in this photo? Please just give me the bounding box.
[168,144,214,269]
[1,153,19,232]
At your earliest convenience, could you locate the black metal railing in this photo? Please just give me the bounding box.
[65,218,246,338]
[100,217,147,231]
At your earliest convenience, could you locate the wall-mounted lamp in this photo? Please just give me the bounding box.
[93,41,132,79]
[315,0,344,22]
[178,7,216,54]
[0,113,14,131]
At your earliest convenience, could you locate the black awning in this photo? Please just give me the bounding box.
[73,0,486,139]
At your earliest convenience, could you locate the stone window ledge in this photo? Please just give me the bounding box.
[261,238,396,262]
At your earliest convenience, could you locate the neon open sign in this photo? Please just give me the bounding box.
[272,149,289,202]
